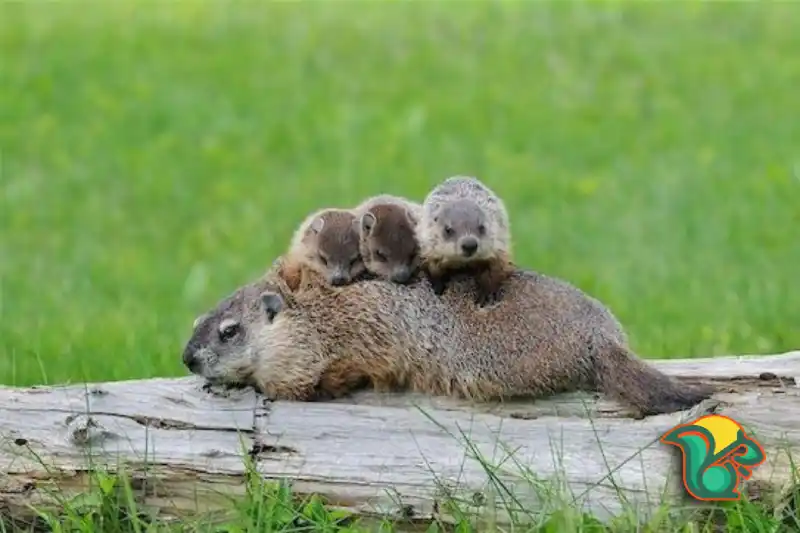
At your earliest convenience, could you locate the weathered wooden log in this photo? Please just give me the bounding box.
[1,351,799,527]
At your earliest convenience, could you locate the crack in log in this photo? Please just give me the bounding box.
[0,482,36,495]
[53,410,259,434]
[728,373,797,386]
[127,415,202,430]
[679,375,797,391]
[120,412,259,435]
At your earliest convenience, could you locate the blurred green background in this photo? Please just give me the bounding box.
[1,1,798,387]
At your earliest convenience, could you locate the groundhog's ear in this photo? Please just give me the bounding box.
[405,207,419,227]
[192,313,207,330]
[309,216,325,234]
[360,212,376,235]
[429,202,442,222]
[260,291,284,323]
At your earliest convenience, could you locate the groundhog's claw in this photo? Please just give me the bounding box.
[475,287,503,307]
[431,277,447,296]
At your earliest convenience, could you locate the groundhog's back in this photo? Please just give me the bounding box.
[329,267,628,397]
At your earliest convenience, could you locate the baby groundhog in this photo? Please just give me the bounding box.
[283,208,365,289]
[418,176,514,306]
[182,256,713,418]
[353,194,423,284]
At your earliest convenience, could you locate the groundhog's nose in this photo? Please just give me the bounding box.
[183,348,200,373]
[391,267,411,284]
[182,342,203,373]
[330,274,348,286]
[460,237,479,257]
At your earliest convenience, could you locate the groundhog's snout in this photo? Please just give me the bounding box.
[390,266,412,284]
[459,236,479,257]
[330,273,350,286]
[182,345,201,373]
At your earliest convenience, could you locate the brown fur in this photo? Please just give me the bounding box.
[354,194,423,285]
[183,256,714,418]
[418,176,514,306]
[284,208,365,289]
[424,252,517,308]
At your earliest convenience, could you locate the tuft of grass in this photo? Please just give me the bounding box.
[1,1,799,386]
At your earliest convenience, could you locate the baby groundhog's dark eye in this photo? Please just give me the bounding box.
[478,224,486,235]
[219,322,240,342]
[444,226,454,237]
[374,250,387,262]
[318,254,328,266]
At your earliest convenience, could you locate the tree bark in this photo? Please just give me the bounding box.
[1,351,799,527]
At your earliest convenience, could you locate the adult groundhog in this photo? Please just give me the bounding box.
[418,176,515,306]
[182,258,713,418]
[353,194,423,285]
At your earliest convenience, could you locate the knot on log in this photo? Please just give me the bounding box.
[65,414,119,447]
[248,442,297,458]
[688,398,725,418]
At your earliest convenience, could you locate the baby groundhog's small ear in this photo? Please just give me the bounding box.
[273,258,302,292]
[309,216,325,234]
[405,207,419,227]
[192,313,207,330]
[428,201,442,221]
[360,212,376,235]
[260,291,284,323]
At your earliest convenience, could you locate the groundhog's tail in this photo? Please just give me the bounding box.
[592,342,714,417]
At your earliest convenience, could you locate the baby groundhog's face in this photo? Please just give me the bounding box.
[359,205,419,284]
[433,200,493,261]
[304,212,365,286]
[182,283,274,386]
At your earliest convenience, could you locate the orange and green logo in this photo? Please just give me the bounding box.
[661,414,766,501]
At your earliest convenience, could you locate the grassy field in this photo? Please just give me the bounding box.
[2,1,799,387]
[1,2,799,530]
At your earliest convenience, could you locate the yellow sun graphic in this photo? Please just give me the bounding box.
[691,414,744,456]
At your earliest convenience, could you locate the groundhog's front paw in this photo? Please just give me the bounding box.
[475,288,503,308]
[201,380,250,397]
[430,277,449,296]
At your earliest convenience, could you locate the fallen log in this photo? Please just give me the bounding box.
[1,350,800,528]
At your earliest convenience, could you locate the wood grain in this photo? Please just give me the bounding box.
[1,351,799,527]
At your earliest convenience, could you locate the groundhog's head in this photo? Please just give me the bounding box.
[301,209,365,286]
[182,272,313,396]
[427,198,495,262]
[359,204,420,284]
[183,282,274,386]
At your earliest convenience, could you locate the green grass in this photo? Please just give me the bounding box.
[1,1,799,530]
[9,471,786,533]
[1,1,799,386]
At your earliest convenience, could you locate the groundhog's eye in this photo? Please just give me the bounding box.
[218,321,240,342]
[443,226,454,237]
[478,224,486,235]
[374,250,387,262]
[318,254,328,266]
